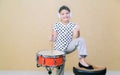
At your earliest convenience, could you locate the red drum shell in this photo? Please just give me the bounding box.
[37,50,65,67]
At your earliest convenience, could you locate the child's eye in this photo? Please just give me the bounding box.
[66,12,69,14]
[61,13,64,15]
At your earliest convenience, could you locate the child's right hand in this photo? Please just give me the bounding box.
[48,35,53,42]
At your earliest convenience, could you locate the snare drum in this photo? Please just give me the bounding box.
[36,50,65,67]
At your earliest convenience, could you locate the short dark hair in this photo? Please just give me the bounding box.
[59,5,71,13]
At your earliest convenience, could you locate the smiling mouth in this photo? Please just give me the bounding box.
[64,17,69,19]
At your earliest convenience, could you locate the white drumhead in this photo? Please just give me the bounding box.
[37,50,65,56]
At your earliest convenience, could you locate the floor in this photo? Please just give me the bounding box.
[0,70,120,75]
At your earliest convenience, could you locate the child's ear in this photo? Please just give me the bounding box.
[57,13,61,19]
[70,12,72,18]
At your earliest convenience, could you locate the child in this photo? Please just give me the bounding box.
[50,5,93,75]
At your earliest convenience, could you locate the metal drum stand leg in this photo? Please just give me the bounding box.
[46,67,54,75]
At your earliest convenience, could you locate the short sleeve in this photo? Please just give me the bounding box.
[72,24,80,31]
[52,23,58,32]
[72,24,77,31]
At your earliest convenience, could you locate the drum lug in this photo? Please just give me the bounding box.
[63,56,66,62]
[54,58,56,66]
[36,64,40,67]
[43,56,45,65]
[46,67,53,75]
[57,66,60,69]
[48,71,52,75]
[36,56,42,68]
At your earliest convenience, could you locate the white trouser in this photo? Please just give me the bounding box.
[56,37,88,75]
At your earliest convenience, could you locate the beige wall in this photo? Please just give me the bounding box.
[0,0,120,71]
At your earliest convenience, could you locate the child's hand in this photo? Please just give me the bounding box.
[73,25,80,39]
[48,35,53,42]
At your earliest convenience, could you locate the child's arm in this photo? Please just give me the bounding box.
[49,29,57,42]
[72,25,80,40]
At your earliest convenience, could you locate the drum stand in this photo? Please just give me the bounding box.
[46,67,53,75]
[37,64,61,75]
[36,50,65,75]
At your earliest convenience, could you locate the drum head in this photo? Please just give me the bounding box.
[37,50,65,57]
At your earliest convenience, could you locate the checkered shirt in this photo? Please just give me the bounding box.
[52,22,76,52]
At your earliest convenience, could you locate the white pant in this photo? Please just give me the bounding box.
[56,37,88,75]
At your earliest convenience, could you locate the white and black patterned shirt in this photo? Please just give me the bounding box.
[52,22,76,52]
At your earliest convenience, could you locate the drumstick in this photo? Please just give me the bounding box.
[50,41,53,51]
[50,41,53,55]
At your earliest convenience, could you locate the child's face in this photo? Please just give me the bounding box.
[59,9,70,22]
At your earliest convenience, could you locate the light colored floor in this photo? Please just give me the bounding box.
[0,70,120,75]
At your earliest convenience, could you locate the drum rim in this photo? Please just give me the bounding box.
[37,63,64,67]
[36,50,65,57]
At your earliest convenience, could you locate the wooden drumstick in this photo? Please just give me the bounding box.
[50,41,53,51]
[49,34,53,51]
[49,41,53,55]
[51,42,53,50]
